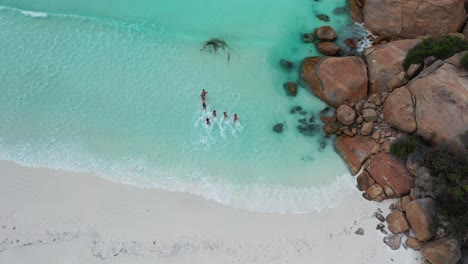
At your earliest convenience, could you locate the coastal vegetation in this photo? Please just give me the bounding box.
[390,136,468,244]
[403,36,468,69]
[461,53,468,70]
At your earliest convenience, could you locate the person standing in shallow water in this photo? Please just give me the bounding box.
[200,89,207,102]
[233,113,238,122]
[223,111,227,119]
[205,117,211,125]
[212,110,217,117]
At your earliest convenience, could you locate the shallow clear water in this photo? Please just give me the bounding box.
[0,0,357,212]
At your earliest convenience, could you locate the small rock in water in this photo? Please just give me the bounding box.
[301,33,315,43]
[377,208,383,213]
[300,111,307,115]
[374,212,385,222]
[333,7,347,15]
[319,140,327,151]
[283,82,298,96]
[290,105,302,114]
[316,14,330,22]
[298,118,307,125]
[309,114,316,124]
[273,123,284,133]
[355,228,364,235]
[279,59,294,70]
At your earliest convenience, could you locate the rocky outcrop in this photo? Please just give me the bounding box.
[315,26,337,41]
[301,56,368,107]
[335,135,380,174]
[362,0,467,39]
[365,39,420,94]
[421,238,461,264]
[405,198,436,242]
[383,87,416,133]
[407,59,468,145]
[366,152,413,197]
[386,211,410,234]
[337,105,356,126]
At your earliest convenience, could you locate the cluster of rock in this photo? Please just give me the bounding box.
[379,185,462,264]
[299,1,468,262]
[369,196,461,264]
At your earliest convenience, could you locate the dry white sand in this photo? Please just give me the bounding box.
[0,160,421,263]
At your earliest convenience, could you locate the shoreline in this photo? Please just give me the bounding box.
[0,159,420,263]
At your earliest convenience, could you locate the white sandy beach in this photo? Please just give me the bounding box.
[0,160,421,263]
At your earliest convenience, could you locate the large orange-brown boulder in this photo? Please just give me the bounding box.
[363,0,466,39]
[366,152,413,197]
[407,60,468,145]
[316,42,342,56]
[405,198,436,242]
[348,0,364,23]
[356,170,375,191]
[421,238,461,264]
[301,57,368,107]
[315,26,337,41]
[386,211,410,234]
[383,87,417,133]
[401,0,467,38]
[365,39,421,94]
[335,135,380,175]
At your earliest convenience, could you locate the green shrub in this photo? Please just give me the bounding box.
[389,136,468,243]
[403,36,468,69]
[425,146,468,243]
[460,53,468,70]
[390,136,418,159]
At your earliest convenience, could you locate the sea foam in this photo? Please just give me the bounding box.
[21,11,48,18]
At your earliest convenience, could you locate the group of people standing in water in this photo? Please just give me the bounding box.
[201,89,238,126]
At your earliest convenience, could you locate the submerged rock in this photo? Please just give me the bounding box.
[290,105,302,114]
[333,7,347,15]
[297,123,320,137]
[301,33,315,43]
[316,14,330,22]
[283,82,298,96]
[319,140,327,151]
[273,123,284,133]
[279,59,294,70]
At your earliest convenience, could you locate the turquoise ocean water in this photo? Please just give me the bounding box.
[0,0,362,212]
